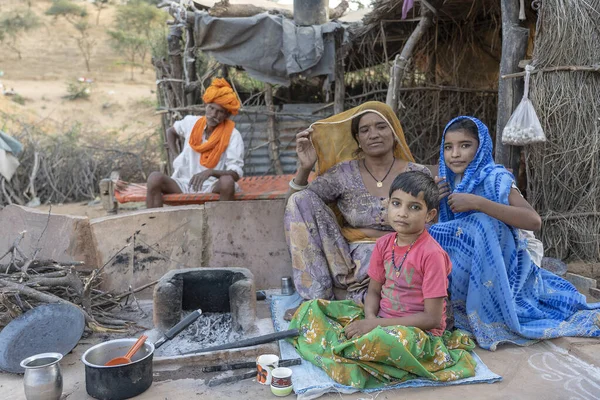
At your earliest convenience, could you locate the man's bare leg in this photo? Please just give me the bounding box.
[211,175,235,201]
[146,172,182,208]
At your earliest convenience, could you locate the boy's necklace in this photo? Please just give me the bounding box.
[391,234,419,278]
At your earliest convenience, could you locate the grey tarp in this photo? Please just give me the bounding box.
[194,12,347,86]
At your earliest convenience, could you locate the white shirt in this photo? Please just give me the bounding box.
[511,182,544,267]
[171,115,244,193]
[452,175,543,266]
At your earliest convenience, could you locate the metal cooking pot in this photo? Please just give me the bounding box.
[82,339,154,400]
[81,310,201,400]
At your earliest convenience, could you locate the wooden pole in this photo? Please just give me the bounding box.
[496,0,529,173]
[333,29,345,115]
[185,25,197,106]
[264,83,283,175]
[167,25,185,108]
[385,7,434,115]
[153,58,175,175]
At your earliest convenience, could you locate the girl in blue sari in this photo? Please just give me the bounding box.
[429,116,600,350]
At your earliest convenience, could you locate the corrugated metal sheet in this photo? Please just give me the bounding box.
[232,104,330,176]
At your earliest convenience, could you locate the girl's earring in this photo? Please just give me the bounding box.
[358,144,362,148]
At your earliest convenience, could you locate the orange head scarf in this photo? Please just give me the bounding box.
[202,78,241,115]
[188,79,241,168]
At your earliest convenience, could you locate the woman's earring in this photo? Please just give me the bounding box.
[358,144,362,148]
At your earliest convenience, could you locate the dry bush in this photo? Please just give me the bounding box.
[0,114,161,207]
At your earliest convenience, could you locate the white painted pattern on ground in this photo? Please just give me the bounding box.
[527,341,600,400]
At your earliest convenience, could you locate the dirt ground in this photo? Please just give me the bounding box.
[1,323,600,400]
[0,0,163,214]
[0,0,162,137]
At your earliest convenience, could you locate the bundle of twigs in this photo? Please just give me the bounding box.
[0,112,161,208]
[526,0,600,261]
[0,232,143,333]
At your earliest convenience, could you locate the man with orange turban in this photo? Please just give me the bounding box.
[145,78,244,208]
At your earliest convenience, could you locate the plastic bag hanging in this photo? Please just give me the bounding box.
[502,65,546,145]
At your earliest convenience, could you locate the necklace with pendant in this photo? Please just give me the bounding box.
[391,234,418,278]
[363,158,395,188]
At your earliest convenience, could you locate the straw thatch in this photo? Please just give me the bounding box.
[348,0,502,87]
[344,0,503,164]
[526,0,600,261]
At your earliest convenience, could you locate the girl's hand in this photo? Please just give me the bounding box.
[296,128,317,172]
[435,176,451,201]
[448,193,482,213]
[344,318,378,339]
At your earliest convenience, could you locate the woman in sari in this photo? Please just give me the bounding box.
[428,116,600,350]
[284,102,431,318]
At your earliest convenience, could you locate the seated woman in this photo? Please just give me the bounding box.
[284,102,431,318]
[428,116,600,350]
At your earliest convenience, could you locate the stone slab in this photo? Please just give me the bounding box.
[568,261,600,281]
[565,272,597,298]
[90,205,205,294]
[204,200,292,290]
[0,204,97,268]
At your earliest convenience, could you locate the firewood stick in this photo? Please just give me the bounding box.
[0,278,92,322]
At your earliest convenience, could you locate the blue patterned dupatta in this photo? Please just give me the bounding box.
[429,116,600,350]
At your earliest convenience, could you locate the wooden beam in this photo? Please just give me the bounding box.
[502,64,600,79]
[264,83,283,175]
[495,0,529,172]
[385,8,434,114]
[334,29,346,115]
[185,24,197,106]
[156,106,318,119]
[167,25,185,108]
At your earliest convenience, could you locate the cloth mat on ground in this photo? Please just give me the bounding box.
[270,293,501,400]
[115,174,310,205]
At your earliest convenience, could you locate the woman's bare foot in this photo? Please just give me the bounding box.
[284,306,300,321]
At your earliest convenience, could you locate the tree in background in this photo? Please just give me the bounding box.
[46,0,96,72]
[107,29,145,80]
[108,0,167,79]
[0,9,40,60]
[92,0,109,26]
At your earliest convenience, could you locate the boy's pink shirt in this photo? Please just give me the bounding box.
[367,230,452,336]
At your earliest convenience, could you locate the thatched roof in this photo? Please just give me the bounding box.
[346,0,503,88]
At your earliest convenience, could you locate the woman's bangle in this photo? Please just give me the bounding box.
[289,178,308,191]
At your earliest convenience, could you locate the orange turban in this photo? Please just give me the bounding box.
[202,78,241,116]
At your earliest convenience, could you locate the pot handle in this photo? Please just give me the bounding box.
[155,309,202,349]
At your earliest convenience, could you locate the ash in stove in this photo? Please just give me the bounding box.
[155,312,242,357]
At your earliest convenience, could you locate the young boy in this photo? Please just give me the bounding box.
[345,170,451,339]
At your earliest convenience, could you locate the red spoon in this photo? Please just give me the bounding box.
[104,335,148,366]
